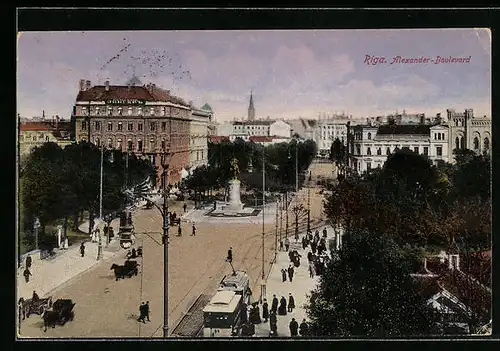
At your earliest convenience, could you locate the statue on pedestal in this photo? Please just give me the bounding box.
[230,157,240,180]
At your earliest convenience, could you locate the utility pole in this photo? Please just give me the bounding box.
[99,145,104,220]
[34,217,40,252]
[285,191,289,239]
[274,198,278,262]
[307,185,311,233]
[279,195,283,249]
[295,141,299,194]
[260,147,266,303]
[162,151,170,338]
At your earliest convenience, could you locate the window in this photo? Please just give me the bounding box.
[108,107,113,116]
[107,122,113,131]
[436,146,442,156]
[414,146,419,153]
[442,133,445,140]
[460,136,465,149]
[367,132,372,140]
[81,121,87,130]
[423,147,429,156]
[386,147,390,155]
[138,123,143,131]
[95,107,100,115]
[117,139,122,150]
[118,107,123,116]
[32,136,36,141]
[150,107,155,116]
[128,122,133,131]
[367,147,371,156]
[162,107,166,116]
[484,137,490,150]
[95,121,101,131]
[438,133,441,140]
[138,107,143,116]
[107,138,112,148]
[455,137,459,150]
[150,139,155,151]
[150,122,156,131]
[473,137,479,149]
[367,162,372,170]
[95,138,100,147]
[377,148,381,155]
[137,140,143,152]
[118,122,123,131]
[127,140,133,151]
[45,136,49,142]
[82,107,87,116]
[161,139,165,150]
[356,146,361,155]
[434,133,437,140]
[128,107,133,116]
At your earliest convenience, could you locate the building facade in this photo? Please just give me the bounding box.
[19,118,73,158]
[349,123,451,174]
[189,106,211,170]
[313,115,350,156]
[73,79,194,187]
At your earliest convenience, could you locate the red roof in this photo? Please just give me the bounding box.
[249,136,274,142]
[209,135,230,143]
[76,85,189,107]
[20,122,54,131]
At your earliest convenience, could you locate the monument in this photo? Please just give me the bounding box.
[226,157,244,212]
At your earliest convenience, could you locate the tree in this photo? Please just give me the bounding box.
[306,230,440,337]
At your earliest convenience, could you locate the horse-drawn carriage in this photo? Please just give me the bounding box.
[110,260,140,281]
[42,299,75,332]
[18,296,53,319]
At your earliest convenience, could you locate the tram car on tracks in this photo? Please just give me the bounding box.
[202,290,242,337]
[217,270,252,305]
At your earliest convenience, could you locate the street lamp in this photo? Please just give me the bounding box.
[98,146,114,260]
[307,185,311,233]
[34,217,40,251]
[260,147,266,303]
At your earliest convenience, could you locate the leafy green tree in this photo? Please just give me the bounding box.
[306,230,440,337]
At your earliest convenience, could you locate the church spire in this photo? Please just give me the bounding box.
[248,91,255,121]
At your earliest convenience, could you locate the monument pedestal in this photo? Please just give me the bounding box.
[227,179,243,212]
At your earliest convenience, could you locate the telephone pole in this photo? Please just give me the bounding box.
[260,148,266,303]
[162,152,170,338]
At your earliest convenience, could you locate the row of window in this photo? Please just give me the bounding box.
[20,135,50,142]
[235,125,268,130]
[472,136,490,150]
[93,138,171,152]
[434,132,446,140]
[355,145,440,156]
[82,120,182,133]
[80,106,188,117]
[321,125,345,129]
[354,131,373,140]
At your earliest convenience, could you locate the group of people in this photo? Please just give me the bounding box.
[281,265,295,282]
[22,254,33,283]
[137,301,151,323]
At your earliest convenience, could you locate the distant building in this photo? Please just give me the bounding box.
[19,116,73,158]
[247,91,255,121]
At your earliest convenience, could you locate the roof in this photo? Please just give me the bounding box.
[20,122,54,131]
[76,85,189,107]
[220,271,249,290]
[203,291,241,313]
[209,135,230,143]
[377,124,431,135]
[234,120,275,126]
[249,136,274,142]
[201,103,213,112]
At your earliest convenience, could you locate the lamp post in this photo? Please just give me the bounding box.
[307,185,311,233]
[279,194,283,249]
[260,147,266,303]
[34,217,40,251]
[161,152,170,338]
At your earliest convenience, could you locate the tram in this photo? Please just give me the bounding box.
[218,270,252,304]
[202,290,242,337]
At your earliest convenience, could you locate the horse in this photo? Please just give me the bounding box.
[42,310,59,332]
[110,263,128,281]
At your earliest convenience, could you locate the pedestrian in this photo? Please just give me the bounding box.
[284,237,290,251]
[278,296,287,316]
[32,290,40,302]
[289,318,299,337]
[288,265,294,282]
[191,222,196,236]
[23,268,31,283]
[249,302,261,324]
[299,319,309,337]
[294,231,299,243]
[226,247,233,263]
[311,241,317,255]
[269,310,278,336]
[262,299,269,323]
[307,251,313,262]
[145,301,150,322]
[288,293,295,312]
[302,237,307,250]
[137,302,146,323]
[240,302,248,324]
[314,229,319,239]
[322,227,328,238]
[271,294,278,314]
[183,202,187,213]
[279,240,284,251]
[25,254,32,269]
[281,268,287,282]
[309,262,315,278]
[80,242,85,257]
[177,224,182,237]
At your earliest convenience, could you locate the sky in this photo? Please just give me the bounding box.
[17,29,491,123]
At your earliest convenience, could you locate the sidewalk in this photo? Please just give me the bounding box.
[253,224,338,337]
[17,218,122,301]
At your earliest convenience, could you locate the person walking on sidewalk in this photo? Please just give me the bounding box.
[25,255,32,269]
[226,247,233,263]
[269,310,278,336]
[137,302,146,323]
[284,237,290,251]
[183,202,187,213]
[80,242,85,257]
[309,261,315,278]
[322,227,328,238]
[299,319,309,337]
[288,293,295,312]
[278,296,287,316]
[287,265,294,282]
[262,299,269,323]
[271,295,278,314]
[191,222,196,236]
[281,268,287,282]
[289,318,299,337]
[177,224,182,237]
[23,268,32,283]
[145,301,150,322]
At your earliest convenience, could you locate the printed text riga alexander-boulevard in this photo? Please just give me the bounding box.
[364,55,472,66]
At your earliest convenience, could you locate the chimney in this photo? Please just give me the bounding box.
[79,79,86,91]
[86,80,91,90]
[105,80,110,91]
